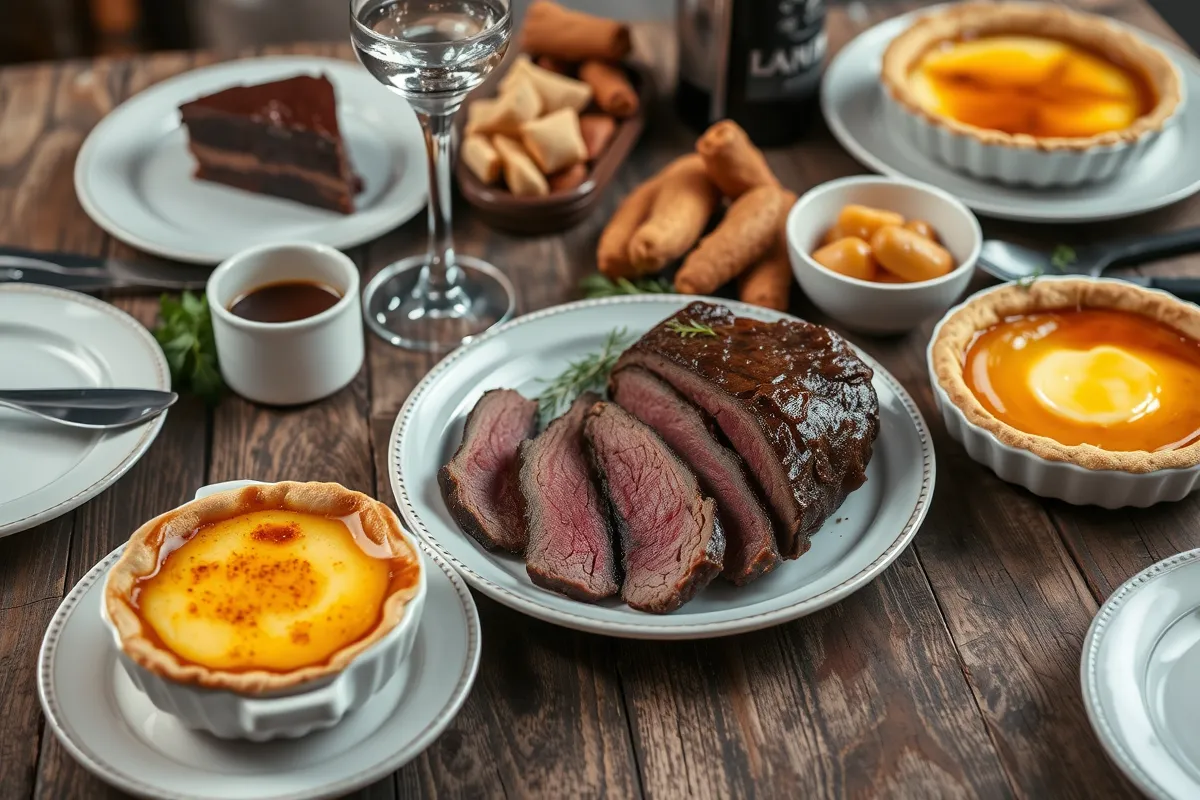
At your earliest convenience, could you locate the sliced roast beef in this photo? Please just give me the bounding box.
[613,301,878,559]
[584,401,724,613]
[610,366,778,585]
[519,392,619,602]
[438,389,538,554]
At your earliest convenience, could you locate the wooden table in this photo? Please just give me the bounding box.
[1,1,1197,797]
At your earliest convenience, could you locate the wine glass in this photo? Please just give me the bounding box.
[351,0,515,351]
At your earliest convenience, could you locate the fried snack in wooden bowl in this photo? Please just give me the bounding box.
[455,4,653,234]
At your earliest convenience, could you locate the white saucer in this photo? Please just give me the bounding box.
[0,285,169,538]
[75,56,427,264]
[821,8,1200,223]
[1082,550,1200,800]
[389,296,934,639]
[38,540,481,800]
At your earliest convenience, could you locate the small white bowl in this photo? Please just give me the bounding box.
[785,175,981,335]
[100,480,427,741]
[926,279,1200,507]
[207,242,365,406]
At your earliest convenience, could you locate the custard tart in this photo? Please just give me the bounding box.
[104,481,422,694]
[881,3,1182,186]
[931,279,1200,475]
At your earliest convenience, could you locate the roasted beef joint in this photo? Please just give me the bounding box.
[613,301,879,558]
[438,389,539,554]
[519,393,620,602]
[610,366,778,585]
[584,401,724,613]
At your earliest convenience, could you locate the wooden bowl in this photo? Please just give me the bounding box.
[455,61,654,235]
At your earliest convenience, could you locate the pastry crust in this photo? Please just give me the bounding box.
[104,481,421,694]
[881,2,1182,152]
[931,279,1200,473]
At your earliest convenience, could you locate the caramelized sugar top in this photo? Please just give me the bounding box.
[134,509,418,672]
[911,35,1155,138]
[964,308,1200,451]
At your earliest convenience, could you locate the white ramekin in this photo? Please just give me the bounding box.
[207,242,365,406]
[926,282,1200,508]
[100,480,427,741]
[786,175,981,335]
[882,91,1175,188]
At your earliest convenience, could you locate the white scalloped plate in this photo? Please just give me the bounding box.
[1082,549,1200,800]
[0,285,169,538]
[388,296,935,639]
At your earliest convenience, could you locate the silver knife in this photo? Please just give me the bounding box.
[0,246,213,293]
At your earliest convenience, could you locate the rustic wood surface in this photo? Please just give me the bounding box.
[0,1,1196,798]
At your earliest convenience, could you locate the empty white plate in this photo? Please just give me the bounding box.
[75,56,427,264]
[0,285,169,537]
[38,535,481,800]
[821,8,1200,223]
[1083,550,1200,800]
[388,296,935,639]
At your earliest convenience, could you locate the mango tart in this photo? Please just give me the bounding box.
[881,2,1181,152]
[931,279,1200,473]
[104,481,422,694]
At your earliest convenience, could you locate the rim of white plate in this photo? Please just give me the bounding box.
[1081,548,1200,800]
[0,284,169,536]
[37,538,481,800]
[388,294,935,638]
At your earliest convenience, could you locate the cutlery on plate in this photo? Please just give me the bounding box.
[0,246,212,293]
[979,227,1200,302]
[0,388,178,429]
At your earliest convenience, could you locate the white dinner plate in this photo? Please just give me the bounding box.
[38,538,481,800]
[388,296,935,639]
[75,56,427,264]
[0,285,169,537]
[821,8,1200,223]
[1082,550,1200,800]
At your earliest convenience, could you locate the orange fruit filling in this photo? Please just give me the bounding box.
[963,308,1200,451]
[134,509,417,672]
[910,35,1155,138]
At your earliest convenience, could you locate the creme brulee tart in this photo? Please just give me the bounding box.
[881,3,1183,187]
[102,480,425,739]
[928,278,1200,508]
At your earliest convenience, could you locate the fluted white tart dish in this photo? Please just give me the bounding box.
[927,278,1200,507]
[881,2,1184,188]
[99,480,427,741]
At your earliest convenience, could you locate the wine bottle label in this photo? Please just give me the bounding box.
[741,0,827,102]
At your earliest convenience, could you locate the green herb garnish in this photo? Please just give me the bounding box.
[1017,267,1043,290]
[579,273,676,298]
[535,327,632,424]
[1050,244,1077,272]
[665,318,718,338]
[153,291,224,405]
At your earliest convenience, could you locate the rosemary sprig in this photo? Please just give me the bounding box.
[1050,244,1077,272]
[535,327,633,424]
[665,318,718,338]
[579,273,675,298]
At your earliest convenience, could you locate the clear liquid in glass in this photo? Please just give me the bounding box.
[352,0,510,108]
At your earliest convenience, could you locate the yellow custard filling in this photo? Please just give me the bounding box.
[964,309,1200,451]
[135,510,399,672]
[910,35,1154,138]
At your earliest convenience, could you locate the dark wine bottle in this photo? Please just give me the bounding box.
[676,0,828,147]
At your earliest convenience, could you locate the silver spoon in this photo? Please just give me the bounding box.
[979,228,1200,302]
[0,388,179,430]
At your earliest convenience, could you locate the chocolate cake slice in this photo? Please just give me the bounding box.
[179,74,360,214]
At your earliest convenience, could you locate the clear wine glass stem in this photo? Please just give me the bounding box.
[414,109,462,303]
